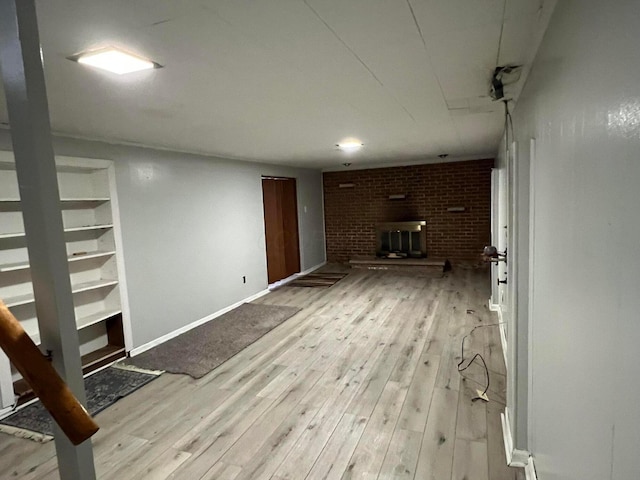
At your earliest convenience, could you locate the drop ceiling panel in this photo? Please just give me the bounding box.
[408,0,506,37]
[498,11,542,65]
[419,26,502,100]
[0,0,548,167]
[296,0,466,155]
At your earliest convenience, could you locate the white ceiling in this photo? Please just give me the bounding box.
[0,0,552,169]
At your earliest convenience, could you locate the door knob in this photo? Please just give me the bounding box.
[483,246,507,264]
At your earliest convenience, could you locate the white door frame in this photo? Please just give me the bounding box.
[527,138,537,451]
[501,138,534,466]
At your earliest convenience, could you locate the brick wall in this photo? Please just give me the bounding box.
[323,159,493,263]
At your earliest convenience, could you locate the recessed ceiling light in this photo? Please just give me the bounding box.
[73,47,157,75]
[336,140,364,152]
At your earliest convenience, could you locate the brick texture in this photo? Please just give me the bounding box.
[323,159,493,264]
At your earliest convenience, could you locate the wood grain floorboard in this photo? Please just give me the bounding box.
[0,267,521,479]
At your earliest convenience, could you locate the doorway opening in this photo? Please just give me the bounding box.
[262,176,301,284]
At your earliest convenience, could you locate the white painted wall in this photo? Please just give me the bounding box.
[0,131,326,349]
[511,1,640,478]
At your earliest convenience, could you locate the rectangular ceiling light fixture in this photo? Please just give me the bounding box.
[74,47,157,75]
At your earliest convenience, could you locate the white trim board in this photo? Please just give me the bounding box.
[108,163,134,353]
[489,303,509,371]
[499,315,508,370]
[129,288,270,357]
[500,408,530,468]
[0,405,15,420]
[0,352,14,409]
[268,261,327,290]
[525,456,538,480]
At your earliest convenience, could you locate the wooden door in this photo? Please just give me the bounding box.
[262,177,300,284]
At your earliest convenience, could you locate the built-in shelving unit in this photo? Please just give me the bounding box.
[0,153,131,408]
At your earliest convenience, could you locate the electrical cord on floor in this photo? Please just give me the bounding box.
[457,322,505,402]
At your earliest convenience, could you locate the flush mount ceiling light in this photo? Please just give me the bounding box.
[71,47,159,75]
[336,140,364,152]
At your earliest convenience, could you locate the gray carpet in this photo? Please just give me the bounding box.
[126,303,301,379]
[0,366,159,438]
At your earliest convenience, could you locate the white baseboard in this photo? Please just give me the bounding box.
[0,405,15,421]
[498,314,508,370]
[268,272,302,290]
[129,288,270,357]
[268,261,327,290]
[525,455,537,480]
[500,408,530,468]
[130,261,326,358]
[489,300,500,312]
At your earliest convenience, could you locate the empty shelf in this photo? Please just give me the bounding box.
[0,250,116,273]
[4,278,119,307]
[0,224,113,240]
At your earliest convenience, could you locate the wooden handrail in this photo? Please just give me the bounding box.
[0,299,99,445]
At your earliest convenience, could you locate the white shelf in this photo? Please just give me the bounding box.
[0,154,113,173]
[77,308,122,330]
[71,278,119,294]
[0,231,26,240]
[28,308,123,345]
[0,198,110,212]
[60,198,110,208]
[4,278,119,308]
[64,224,114,233]
[62,198,110,202]
[0,224,113,240]
[68,250,116,263]
[0,198,110,203]
[0,250,116,273]
[2,292,37,308]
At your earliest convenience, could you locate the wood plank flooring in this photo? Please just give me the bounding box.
[0,267,524,479]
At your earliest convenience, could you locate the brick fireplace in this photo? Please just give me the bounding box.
[322,159,493,263]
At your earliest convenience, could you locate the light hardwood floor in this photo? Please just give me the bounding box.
[1,267,524,479]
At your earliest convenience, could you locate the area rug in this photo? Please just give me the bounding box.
[286,272,348,288]
[0,365,160,441]
[125,303,301,379]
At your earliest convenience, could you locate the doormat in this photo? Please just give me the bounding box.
[286,272,348,288]
[125,303,301,379]
[0,365,160,442]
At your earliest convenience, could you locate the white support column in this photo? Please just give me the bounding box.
[0,1,96,478]
[0,352,14,409]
